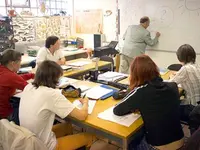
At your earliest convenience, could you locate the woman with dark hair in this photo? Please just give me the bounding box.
[19,60,95,150]
[170,44,200,123]
[0,50,34,124]
[36,36,66,65]
[113,55,184,150]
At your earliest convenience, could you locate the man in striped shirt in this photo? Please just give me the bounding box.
[170,44,200,122]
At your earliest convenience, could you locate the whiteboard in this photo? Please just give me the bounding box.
[119,0,200,53]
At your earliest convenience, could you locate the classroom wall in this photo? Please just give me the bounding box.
[73,0,200,68]
[73,0,117,48]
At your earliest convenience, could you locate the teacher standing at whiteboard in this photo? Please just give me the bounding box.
[120,16,160,74]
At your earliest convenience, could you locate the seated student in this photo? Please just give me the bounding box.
[113,55,184,150]
[0,50,34,124]
[36,36,66,65]
[19,60,95,150]
[170,44,200,122]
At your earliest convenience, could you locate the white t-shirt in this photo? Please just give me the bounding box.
[36,47,64,64]
[19,83,75,150]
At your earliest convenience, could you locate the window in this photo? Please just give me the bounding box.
[0,0,72,16]
[6,0,31,8]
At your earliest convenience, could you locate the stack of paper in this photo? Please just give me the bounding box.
[85,86,113,100]
[73,100,96,114]
[98,106,141,127]
[98,71,128,82]
[61,65,72,70]
[68,61,92,67]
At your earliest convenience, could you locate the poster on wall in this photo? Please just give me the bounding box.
[75,9,103,34]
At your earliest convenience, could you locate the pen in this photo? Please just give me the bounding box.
[82,94,86,99]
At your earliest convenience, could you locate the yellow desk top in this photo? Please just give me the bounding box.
[119,70,173,85]
[119,70,183,94]
[66,71,182,139]
[63,58,111,77]
[68,81,143,139]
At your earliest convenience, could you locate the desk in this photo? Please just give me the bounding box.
[62,49,88,60]
[66,81,143,150]
[63,58,112,78]
[21,49,88,66]
[118,70,184,95]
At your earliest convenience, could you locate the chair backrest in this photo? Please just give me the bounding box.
[100,56,114,71]
[167,64,182,71]
[0,119,48,150]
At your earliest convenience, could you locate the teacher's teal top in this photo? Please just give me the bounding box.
[122,25,158,58]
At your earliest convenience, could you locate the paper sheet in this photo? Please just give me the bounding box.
[98,106,141,127]
[75,85,90,92]
[61,65,72,70]
[73,100,96,114]
[58,77,78,88]
[85,86,113,99]
[14,91,23,98]
[68,61,91,67]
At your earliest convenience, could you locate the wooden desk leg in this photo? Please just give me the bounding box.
[123,139,128,150]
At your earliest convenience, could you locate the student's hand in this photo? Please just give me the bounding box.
[156,32,161,37]
[79,98,88,105]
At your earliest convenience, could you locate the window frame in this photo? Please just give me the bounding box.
[5,0,31,8]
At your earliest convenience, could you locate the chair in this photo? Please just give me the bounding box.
[0,119,48,150]
[167,64,182,71]
[189,104,200,135]
[99,56,115,72]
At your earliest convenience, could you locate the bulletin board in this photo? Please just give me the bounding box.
[75,9,103,34]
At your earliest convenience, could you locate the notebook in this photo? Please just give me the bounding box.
[73,100,96,114]
[85,85,113,100]
[84,85,117,100]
